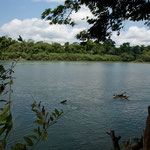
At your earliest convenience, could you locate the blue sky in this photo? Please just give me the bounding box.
[0,0,150,46]
[0,0,59,26]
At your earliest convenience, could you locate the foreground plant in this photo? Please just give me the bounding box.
[11,101,63,150]
[0,62,16,149]
[0,63,63,150]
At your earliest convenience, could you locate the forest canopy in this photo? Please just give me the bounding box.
[1,36,150,62]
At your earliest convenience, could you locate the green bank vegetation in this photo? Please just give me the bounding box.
[0,36,150,62]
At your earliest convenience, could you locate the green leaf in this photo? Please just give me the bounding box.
[0,112,9,123]
[34,120,44,125]
[0,65,5,73]
[32,109,38,113]
[38,101,41,108]
[23,136,33,146]
[6,113,12,123]
[31,101,36,109]
[55,109,60,116]
[0,126,6,136]
[9,80,13,85]
[52,113,56,118]
[33,129,39,135]
[42,132,48,141]
[46,112,49,118]
[1,75,7,80]
[0,104,10,117]
[33,127,41,137]
[42,106,45,115]
[36,112,43,120]
[50,116,54,121]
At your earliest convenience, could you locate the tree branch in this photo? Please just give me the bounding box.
[107,130,121,150]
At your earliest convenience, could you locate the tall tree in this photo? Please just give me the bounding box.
[42,0,150,42]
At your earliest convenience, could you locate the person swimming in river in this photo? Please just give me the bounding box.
[113,92,129,100]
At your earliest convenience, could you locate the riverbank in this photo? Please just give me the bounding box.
[1,52,150,62]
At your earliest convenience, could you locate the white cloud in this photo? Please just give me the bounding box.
[0,18,85,44]
[70,5,94,27]
[112,26,150,46]
[32,0,65,3]
[0,14,149,46]
[0,6,93,44]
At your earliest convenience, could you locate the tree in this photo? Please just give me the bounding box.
[0,36,16,51]
[41,0,150,42]
[119,42,131,54]
[103,38,116,54]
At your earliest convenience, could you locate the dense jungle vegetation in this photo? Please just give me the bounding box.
[0,36,150,62]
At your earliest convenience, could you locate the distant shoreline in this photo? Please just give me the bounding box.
[0,52,149,62]
[1,36,150,62]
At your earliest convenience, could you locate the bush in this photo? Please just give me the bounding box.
[120,53,135,61]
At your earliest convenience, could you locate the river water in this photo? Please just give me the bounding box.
[1,61,150,150]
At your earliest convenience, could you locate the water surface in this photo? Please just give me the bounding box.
[1,61,150,150]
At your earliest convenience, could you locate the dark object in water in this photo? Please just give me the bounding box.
[113,92,129,100]
[60,100,67,104]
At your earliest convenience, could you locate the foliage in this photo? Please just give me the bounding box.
[120,53,135,61]
[1,36,150,62]
[0,62,16,149]
[0,63,63,149]
[11,101,63,150]
[41,0,150,42]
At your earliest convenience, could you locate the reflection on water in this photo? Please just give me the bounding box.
[1,61,150,150]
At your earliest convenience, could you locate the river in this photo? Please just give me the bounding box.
[1,61,150,150]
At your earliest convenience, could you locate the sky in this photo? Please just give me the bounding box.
[0,0,150,46]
